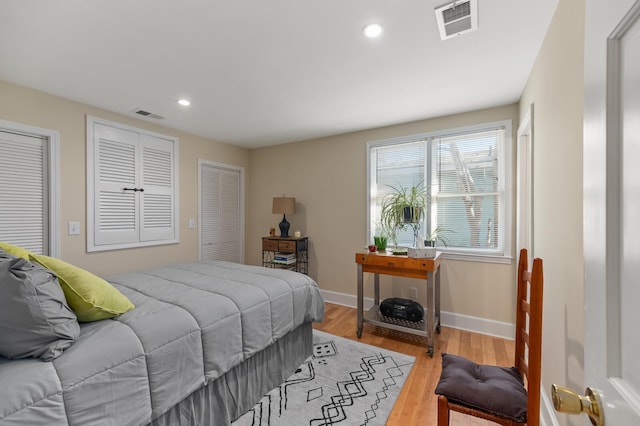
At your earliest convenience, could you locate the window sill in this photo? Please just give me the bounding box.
[439,250,513,264]
[87,239,180,253]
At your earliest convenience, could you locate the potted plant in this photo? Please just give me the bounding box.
[372,221,389,251]
[380,182,429,248]
[373,234,388,251]
[424,226,453,247]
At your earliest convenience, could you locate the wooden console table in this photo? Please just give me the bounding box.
[355,251,442,356]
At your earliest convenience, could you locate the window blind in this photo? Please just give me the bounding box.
[433,129,504,249]
[371,141,425,246]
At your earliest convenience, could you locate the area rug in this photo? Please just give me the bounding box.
[232,330,415,426]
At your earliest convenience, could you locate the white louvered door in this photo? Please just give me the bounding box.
[199,161,242,263]
[219,170,240,261]
[93,124,139,246]
[0,131,48,254]
[88,117,178,251]
[139,134,175,242]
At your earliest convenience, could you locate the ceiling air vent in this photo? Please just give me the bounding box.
[435,0,478,41]
[133,109,164,120]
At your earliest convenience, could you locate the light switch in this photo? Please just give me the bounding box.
[68,222,80,236]
[189,218,196,229]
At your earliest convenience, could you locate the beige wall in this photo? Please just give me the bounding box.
[0,79,250,277]
[519,0,585,424]
[248,104,520,324]
[2,6,588,417]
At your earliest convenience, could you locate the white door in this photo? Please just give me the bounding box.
[0,130,49,254]
[198,160,244,263]
[582,0,640,424]
[0,121,59,257]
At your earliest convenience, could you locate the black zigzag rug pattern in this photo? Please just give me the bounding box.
[232,330,415,426]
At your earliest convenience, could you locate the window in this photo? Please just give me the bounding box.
[0,120,59,256]
[87,116,179,252]
[367,121,512,261]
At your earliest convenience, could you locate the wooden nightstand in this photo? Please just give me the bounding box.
[262,236,308,274]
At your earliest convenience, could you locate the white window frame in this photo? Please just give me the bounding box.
[86,115,179,252]
[0,119,60,257]
[366,120,513,263]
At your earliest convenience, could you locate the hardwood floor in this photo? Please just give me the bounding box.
[312,303,515,426]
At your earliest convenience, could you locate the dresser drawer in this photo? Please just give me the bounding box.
[262,239,279,251]
[279,240,297,252]
[355,253,435,270]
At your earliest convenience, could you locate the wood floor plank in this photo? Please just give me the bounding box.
[313,303,515,426]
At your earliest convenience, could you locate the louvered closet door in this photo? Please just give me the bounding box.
[93,124,139,246]
[139,134,175,242]
[0,131,48,254]
[200,164,241,262]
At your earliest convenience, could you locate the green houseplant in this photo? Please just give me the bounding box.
[371,222,388,252]
[425,226,453,248]
[380,182,429,248]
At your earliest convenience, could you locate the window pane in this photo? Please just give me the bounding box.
[371,141,425,245]
[433,129,503,250]
[436,194,501,248]
[376,141,425,195]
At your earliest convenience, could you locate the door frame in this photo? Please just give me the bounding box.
[516,104,534,258]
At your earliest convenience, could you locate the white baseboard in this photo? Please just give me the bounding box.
[540,386,560,426]
[320,289,515,340]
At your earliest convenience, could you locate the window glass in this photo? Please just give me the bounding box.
[368,122,511,258]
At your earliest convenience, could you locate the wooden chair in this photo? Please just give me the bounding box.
[435,248,543,425]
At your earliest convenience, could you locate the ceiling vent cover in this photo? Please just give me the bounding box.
[435,0,478,40]
[133,109,164,120]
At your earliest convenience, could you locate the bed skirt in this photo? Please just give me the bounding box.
[148,322,313,426]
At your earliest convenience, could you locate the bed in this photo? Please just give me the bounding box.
[0,255,325,426]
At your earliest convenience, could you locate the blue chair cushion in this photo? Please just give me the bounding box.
[435,353,528,423]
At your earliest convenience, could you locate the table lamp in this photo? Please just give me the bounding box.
[272,197,296,237]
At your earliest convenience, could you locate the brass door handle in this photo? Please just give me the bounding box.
[551,384,604,426]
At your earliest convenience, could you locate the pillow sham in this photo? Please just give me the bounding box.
[29,254,135,322]
[0,242,34,259]
[0,249,79,361]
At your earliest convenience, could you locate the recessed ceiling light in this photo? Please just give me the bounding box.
[177,99,191,106]
[363,23,383,38]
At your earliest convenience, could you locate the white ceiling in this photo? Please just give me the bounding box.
[0,0,558,148]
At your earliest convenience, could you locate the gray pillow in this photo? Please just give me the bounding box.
[0,249,79,361]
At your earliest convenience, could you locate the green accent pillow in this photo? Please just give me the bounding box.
[0,242,34,259]
[29,254,135,322]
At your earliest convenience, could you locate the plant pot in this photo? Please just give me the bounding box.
[403,206,423,223]
[374,236,388,251]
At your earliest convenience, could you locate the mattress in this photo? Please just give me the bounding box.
[0,261,324,426]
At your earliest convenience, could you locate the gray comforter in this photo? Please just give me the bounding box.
[0,261,324,426]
